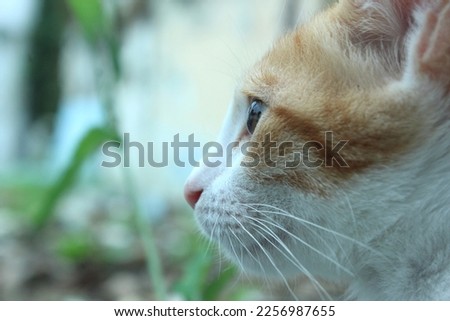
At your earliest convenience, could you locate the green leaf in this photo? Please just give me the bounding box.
[57,233,95,262]
[173,249,214,300]
[66,0,121,80]
[66,0,105,42]
[202,266,237,300]
[33,126,119,228]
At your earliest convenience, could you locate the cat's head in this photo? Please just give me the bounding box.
[184,0,450,285]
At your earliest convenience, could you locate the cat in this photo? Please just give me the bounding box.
[184,0,450,300]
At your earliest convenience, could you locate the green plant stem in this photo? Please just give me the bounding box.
[66,0,167,299]
[123,170,167,300]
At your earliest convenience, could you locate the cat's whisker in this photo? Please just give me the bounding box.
[229,228,273,287]
[243,202,350,249]
[227,231,245,272]
[205,217,222,272]
[243,203,341,264]
[243,203,346,275]
[248,218,332,300]
[223,229,251,290]
[204,218,217,255]
[248,204,342,266]
[247,214,354,277]
[231,215,299,300]
[342,191,357,229]
[229,228,267,275]
[215,226,223,274]
[247,218,300,268]
[337,192,357,265]
[243,203,384,258]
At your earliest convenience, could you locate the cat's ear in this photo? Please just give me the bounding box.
[341,0,450,89]
[411,1,450,89]
[340,0,421,45]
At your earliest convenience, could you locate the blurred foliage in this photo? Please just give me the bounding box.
[174,238,240,300]
[67,0,106,41]
[1,0,251,301]
[28,0,66,126]
[33,127,119,228]
[1,174,247,300]
[56,232,96,262]
[67,0,121,78]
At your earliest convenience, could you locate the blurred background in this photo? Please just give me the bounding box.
[0,0,338,300]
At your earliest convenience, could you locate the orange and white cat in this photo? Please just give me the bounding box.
[184,0,450,300]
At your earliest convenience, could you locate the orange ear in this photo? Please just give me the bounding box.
[415,2,450,89]
[349,0,420,23]
[340,0,422,49]
[353,0,420,20]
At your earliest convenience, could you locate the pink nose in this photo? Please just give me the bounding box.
[184,185,203,209]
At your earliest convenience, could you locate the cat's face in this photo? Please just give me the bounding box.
[184,0,450,287]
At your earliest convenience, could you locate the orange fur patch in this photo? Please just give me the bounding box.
[239,1,427,194]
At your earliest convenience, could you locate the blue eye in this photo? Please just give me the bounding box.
[247,99,265,134]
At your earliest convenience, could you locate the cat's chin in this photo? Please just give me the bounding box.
[197,217,306,279]
[220,237,304,279]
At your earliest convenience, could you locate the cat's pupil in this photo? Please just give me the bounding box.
[247,99,264,134]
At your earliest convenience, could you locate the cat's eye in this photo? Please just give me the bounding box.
[247,99,265,135]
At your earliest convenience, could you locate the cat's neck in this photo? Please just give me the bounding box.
[344,127,450,299]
